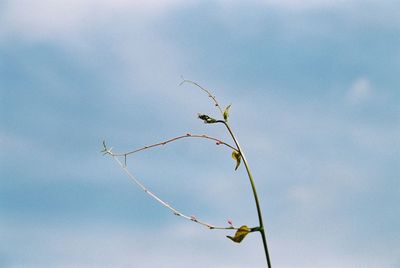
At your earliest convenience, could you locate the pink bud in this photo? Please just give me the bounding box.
[228,219,233,226]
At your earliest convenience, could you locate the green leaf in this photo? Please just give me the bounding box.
[226,225,251,243]
[231,150,241,170]
[223,104,231,121]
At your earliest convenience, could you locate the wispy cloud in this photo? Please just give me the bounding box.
[0,0,187,42]
[346,77,372,104]
[255,0,349,10]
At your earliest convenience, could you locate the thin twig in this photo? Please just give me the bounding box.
[180,79,224,116]
[107,133,238,157]
[108,153,238,231]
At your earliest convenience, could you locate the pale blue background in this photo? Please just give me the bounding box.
[1,1,399,267]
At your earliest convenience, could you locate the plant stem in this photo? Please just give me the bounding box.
[219,120,272,268]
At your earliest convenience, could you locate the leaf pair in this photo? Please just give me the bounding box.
[226,225,251,243]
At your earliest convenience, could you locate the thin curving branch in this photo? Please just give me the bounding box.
[103,145,239,231]
[180,78,224,116]
[107,133,238,157]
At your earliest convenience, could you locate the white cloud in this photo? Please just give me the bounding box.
[263,0,347,10]
[1,0,385,43]
[347,77,372,104]
[0,0,186,41]
[217,0,351,11]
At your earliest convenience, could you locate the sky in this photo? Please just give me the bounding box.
[1,0,399,267]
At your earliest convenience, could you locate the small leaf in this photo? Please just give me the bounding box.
[231,150,241,170]
[223,104,231,121]
[226,225,251,243]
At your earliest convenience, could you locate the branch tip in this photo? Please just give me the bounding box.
[180,78,224,115]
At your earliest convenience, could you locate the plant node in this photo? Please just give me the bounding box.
[198,114,217,124]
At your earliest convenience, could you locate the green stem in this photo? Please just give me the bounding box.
[219,120,272,268]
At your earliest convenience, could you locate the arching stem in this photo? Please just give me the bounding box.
[218,120,272,268]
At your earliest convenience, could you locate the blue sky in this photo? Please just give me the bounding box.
[1,1,399,267]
